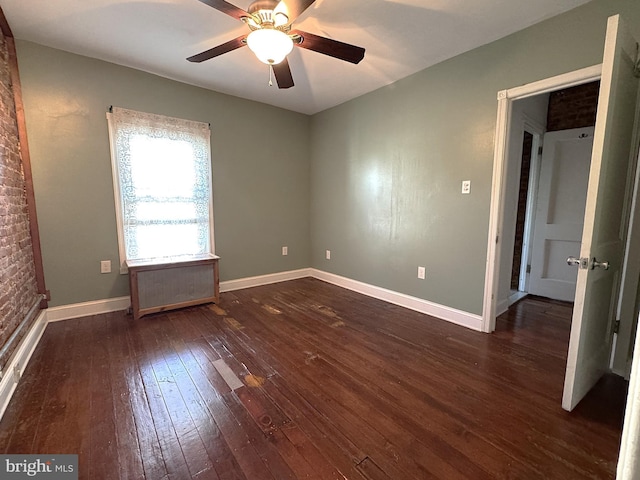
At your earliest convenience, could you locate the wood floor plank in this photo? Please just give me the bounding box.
[206,304,436,479]
[145,316,216,479]
[40,317,94,478]
[24,321,75,454]
[166,312,249,480]
[0,278,626,479]
[107,313,149,480]
[122,316,169,480]
[250,280,617,478]
[129,315,193,480]
[279,423,346,480]
[87,315,119,479]
[254,300,557,477]
[223,306,469,479]
[0,320,58,452]
[208,333,366,479]
[175,325,277,480]
[221,389,298,480]
[261,373,369,479]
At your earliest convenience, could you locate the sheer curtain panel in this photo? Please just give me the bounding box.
[107,107,214,272]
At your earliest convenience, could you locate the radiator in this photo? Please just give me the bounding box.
[126,255,220,320]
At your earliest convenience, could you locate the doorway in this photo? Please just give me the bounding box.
[483,64,602,333]
[508,82,600,308]
[483,15,640,474]
[485,24,640,412]
[495,81,600,315]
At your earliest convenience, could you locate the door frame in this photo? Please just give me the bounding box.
[482,64,602,333]
[517,120,544,294]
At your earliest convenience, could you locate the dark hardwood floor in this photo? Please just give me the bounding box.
[0,278,627,479]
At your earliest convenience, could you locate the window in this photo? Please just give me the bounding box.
[107,107,214,272]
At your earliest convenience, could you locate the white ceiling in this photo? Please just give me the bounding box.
[2,0,592,115]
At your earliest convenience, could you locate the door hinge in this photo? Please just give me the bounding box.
[538,146,543,156]
[614,320,621,334]
[526,264,531,273]
[634,43,640,78]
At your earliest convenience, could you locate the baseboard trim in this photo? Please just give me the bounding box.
[0,309,48,420]
[46,296,131,323]
[309,269,483,331]
[220,268,313,292]
[0,268,483,421]
[508,291,528,308]
[43,269,481,332]
[496,298,509,317]
[45,269,314,322]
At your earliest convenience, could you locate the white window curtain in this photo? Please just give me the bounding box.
[107,107,214,271]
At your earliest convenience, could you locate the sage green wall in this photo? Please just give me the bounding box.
[15,0,640,313]
[16,41,310,307]
[309,0,640,315]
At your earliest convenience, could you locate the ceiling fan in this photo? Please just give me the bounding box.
[187,0,365,89]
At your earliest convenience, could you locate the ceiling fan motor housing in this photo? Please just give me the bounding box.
[248,0,280,13]
[188,0,366,88]
[244,2,289,30]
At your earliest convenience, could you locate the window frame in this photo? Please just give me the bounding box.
[107,107,215,274]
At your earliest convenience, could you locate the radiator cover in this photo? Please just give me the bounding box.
[126,255,220,320]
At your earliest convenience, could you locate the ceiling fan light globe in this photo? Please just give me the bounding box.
[246,28,293,65]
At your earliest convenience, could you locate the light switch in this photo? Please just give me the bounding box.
[418,266,426,279]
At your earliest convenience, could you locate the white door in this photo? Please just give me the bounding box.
[562,14,640,411]
[528,127,594,302]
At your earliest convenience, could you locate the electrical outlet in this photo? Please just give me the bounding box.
[100,260,111,274]
[462,180,471,194]
[326,250,331,260]
[418,266,426,279]
[282,246,288,256]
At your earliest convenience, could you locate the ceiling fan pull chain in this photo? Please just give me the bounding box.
[268,65,273,87]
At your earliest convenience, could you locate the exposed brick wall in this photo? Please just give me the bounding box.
[547,81,600,132]
[0,31,40,371]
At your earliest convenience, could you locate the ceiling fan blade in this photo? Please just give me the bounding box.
[187,35,246,62]
[291,30,365,64]
[196,0,249,20]
[272,59,294,89]
[275,0,316,22]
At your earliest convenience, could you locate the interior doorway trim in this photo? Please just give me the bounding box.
[516,116,544,295]
[482,64,603,333]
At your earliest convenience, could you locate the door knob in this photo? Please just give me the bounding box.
[591,257,610,270]
[567,256,588,269]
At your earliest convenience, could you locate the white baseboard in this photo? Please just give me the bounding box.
[46,296,131,322]
[309,269,483,331]
[508,291,528,308]
[496,298,509,317]
[44,269,313,322]
[0,309,48,420]
[44,269,482,332]
[0,268,483,421]
[220,268,312,292]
